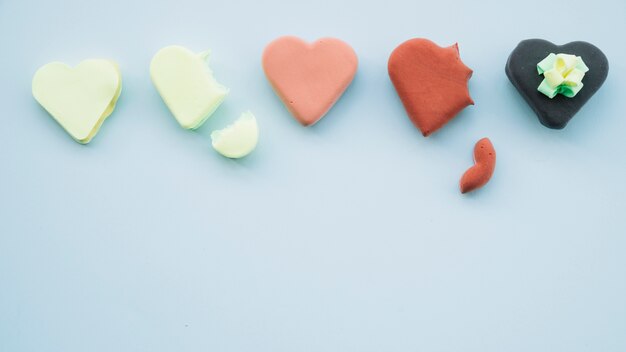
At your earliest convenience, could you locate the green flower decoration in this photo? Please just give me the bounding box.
[537,53,589,98]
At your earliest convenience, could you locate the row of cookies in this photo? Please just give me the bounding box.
[265,36,608,132]
[32,36,609,192]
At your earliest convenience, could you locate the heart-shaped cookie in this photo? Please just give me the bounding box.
[388,38,474,136]
[151,45,229,129]
[32,59,122,144]
[505,39,609,129]
[262,36,358,126]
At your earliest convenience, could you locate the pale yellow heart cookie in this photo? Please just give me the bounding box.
[150,45,229,129]
[32,59,122,144]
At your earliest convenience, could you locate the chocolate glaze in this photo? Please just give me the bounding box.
[505,39,609,129]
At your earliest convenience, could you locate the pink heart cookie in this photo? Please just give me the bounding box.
[262,36,358,126]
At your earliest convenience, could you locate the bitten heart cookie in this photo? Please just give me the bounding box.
[151,45,229,129]
[32,59,122,144]
[506,39,609,129]
[460,138,496,194]
[262,36,358,126]
[388,38,474,136]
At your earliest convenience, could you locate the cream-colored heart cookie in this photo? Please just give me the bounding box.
[211,111,258,159]
[32,59,122,144]
[150,45,229,129]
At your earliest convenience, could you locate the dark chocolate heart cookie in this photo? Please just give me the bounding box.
[505,39,608,129]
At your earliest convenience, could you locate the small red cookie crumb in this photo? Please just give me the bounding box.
[460,138,496,194]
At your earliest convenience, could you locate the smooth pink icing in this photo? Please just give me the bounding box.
[262,36,358,126]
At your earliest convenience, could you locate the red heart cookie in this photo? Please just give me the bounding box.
[388,38,474,136]
[262,36,358,126]
[460,138,496,194]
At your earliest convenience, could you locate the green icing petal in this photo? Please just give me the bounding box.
[537,53,556,74]
[536,53,589,99]
[575,56,589,72]
[538,79,558,98]
[564,68,585,87]
[560,83,584,98]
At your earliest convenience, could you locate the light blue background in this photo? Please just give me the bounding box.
[1,0,625,351]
